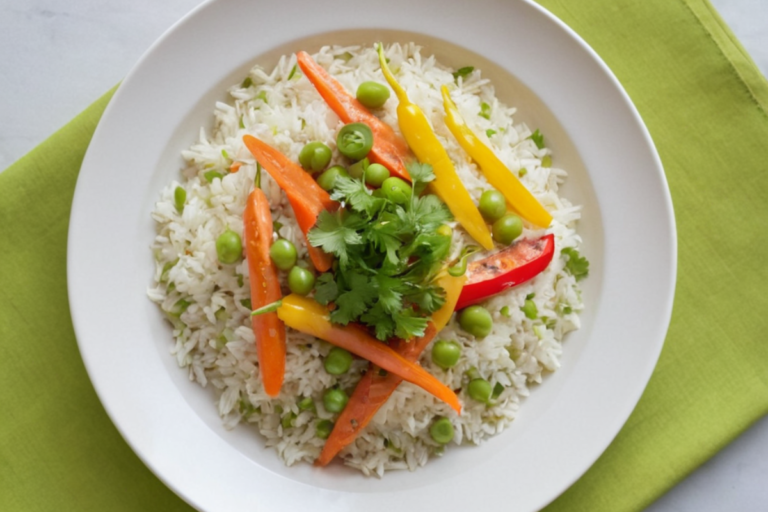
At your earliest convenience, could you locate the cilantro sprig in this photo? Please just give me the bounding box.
[561,247,589,281]
[307,162,453,340]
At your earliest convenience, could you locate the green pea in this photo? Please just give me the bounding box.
[204,170,224,183]
[364,163,390,187]
[324,347,353,375]
[174,186,186,213]
[348,157,369,179]
[269,239,297,270]
[381,176,412,205]
[297,396,316,411]
[436,224,453,238]
[315,419,334,439]
[479,189,506,222]
[215,229,242,264]
[467,378,493,403]
[323,388,349,413]
[298,141,332,173]
[281,412,296,429]
[431,340,461,369]
[521,299,538,319]
[337,123,374,160]
[288,266,315,295]
[316,165,349,191]
[429,417,454,444]
[492,214,523,245]
[356,81,391,108]
[458,305,493,338]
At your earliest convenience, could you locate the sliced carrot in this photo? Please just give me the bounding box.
[243,188,285,397]
[316,273,466,466]
[242,134,336,272]
[276,294,461,414]
[295,51,413,181]
[229,161,242,173]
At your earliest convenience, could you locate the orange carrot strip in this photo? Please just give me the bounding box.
[295,51,413,181]
[242,134,336,272]
[276,294,461,414]
[315,273,465,466]
[244,188,286,397]
[229,161,242,173]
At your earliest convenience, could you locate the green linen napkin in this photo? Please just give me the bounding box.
[1,0,766,510]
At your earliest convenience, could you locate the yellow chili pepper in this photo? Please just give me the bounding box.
[441,85,552,228]
[276,294,461,413]
[377,45,493,250]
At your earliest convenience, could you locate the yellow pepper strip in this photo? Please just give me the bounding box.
[276,294,462,414]
[377,45,493,250]
[431,271,467,331]
[441,85,553,228]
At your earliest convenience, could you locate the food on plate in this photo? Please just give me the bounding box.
[148,43,588,476]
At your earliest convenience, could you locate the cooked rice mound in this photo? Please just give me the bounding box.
[148,43,584,476]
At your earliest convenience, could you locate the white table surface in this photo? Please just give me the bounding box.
[1,0,766,510]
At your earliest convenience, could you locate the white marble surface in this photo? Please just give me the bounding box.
[0,0,766,510]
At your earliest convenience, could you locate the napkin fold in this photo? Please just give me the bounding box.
[1,0,766,510]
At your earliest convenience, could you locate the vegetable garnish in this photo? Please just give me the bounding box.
[336,122,374,160]
[440,85,553,228]
[561,247,589,281]
[275,294,462,414]
[454,234,555,310]
[377,44,494,250]
[316,272,465,466]
[243,187,286,397]
[295,51,413,181]
[307,162,453,341]
[242,134,337,272]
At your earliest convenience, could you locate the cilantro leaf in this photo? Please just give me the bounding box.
[410,194,453,231]
[561,247,589,281]
[360,302,396,341]
[330,272,378,325]
[479,102,491,120]
[313,273,338,305]
[392,308,429,340]
[407,162,436,196]
[374,274,405,314]
[331,176,385,217]
[529,129,545,149]
[307,210,365,266]
[452,66,474,82]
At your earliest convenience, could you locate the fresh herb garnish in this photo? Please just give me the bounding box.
[561,247,589,281]
[479,102,491,120]
[452,66,474,82]
[308,162,453,340]
[529,129,545,149]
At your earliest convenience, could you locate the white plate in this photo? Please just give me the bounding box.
[68,0,676,510]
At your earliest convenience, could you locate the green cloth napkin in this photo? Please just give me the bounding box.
[1,0,766,510]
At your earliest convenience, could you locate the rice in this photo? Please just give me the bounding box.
[148,43,584,476]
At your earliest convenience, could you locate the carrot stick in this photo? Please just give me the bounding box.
[276,294,461,414]
[244,188,286,396]
[295,51,413,181]
[242,134,336,272]
[315,273,466,466]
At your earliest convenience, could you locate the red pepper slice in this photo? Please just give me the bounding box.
[454,234,555,310]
